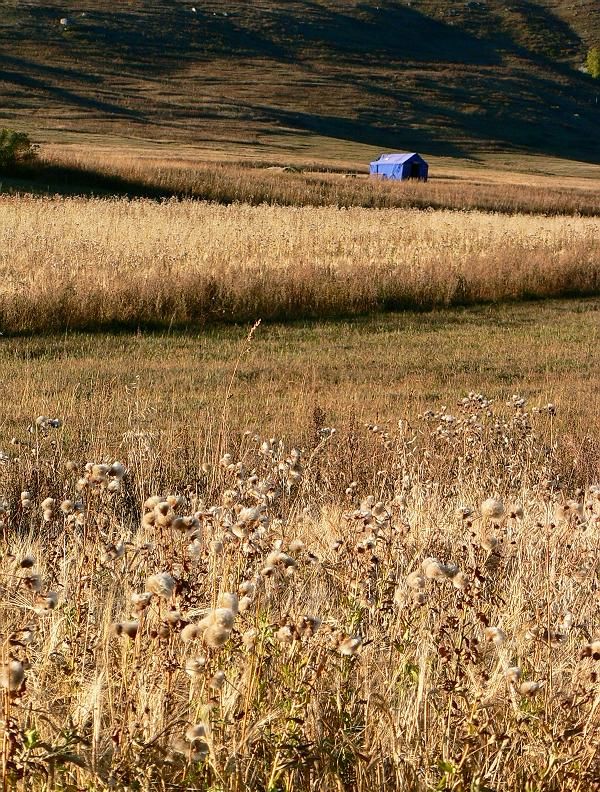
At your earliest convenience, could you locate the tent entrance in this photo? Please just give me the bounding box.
[409,163,421,179]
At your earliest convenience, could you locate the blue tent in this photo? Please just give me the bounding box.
[369,152,428,181]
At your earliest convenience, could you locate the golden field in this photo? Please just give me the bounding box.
[1,195,599,334]
[1,297,600,791]
[15,148,600,217]
[1,146,600,790]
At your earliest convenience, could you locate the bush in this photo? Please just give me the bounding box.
[586,46,600,78]
[0,128,38,170]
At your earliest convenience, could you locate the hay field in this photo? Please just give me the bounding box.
[1,196,599,334]
[2,300,600,791]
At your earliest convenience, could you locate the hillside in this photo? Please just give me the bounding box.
[0,0,599,162]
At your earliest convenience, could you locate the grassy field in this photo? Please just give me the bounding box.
[4,148,600,217]
[1,126,599,789]
[2,1,599,162]
[1,195,599,334]
[1,300,600,790]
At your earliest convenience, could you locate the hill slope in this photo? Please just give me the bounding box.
[0,0,599,162]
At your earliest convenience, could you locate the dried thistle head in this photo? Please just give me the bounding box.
[209,671,225,690]
[406,570,426,590]
[112,621,139,639]
[0,660,25,693]
[484,627,506,645]
[131,592,152,612]
[203,624,230,650]
[338,635,362,657]
[519,680,544,697]
[217,592,239,615]
[180,624,200,643]
[185,657,206,678]
[422,559,446,581]
[580,640,600,660]
[481,498,504,520]
[33,591,58,614]
[505,666,522,684]
[146,572,176,599]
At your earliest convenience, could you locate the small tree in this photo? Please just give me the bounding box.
[586,46,600,79]
[0,128,38,170]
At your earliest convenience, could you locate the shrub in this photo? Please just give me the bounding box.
[586,46,600,78]
[0,128,38,170]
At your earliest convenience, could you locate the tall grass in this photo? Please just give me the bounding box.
[1,392,600,791]
[16,150,600,217]
[1,196,599,334]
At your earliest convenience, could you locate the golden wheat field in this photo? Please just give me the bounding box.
[1,160,600,791]
[1,195,599,333]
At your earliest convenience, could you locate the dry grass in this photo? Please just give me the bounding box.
[1,305,600,789]
[17,149,600,217]
[1,195,599,334]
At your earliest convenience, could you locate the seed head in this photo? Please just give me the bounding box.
[481,498,504,520]
[143,495,162,512]
[108,461,126,479]
[22,573,42,593]
[484,627,506,645]
[276,625,294,645]
[423,559,446,581]
[239,595,253,613]
[203,624,230,649]
[180,624,200,643]
[131,592,152,611]
[209,671,226,691]
[338,635,362,656]
[34,591,58,614]
[406,570,426,590]
[0,660,24,693]
[112,621,139,639]
[212,608,235,630]
[412,591,427,606]
[146,573,176,599]
[580,640,600,660]
[505,666,522,684]
[217,592,239,615]
[185,723,206,743]
[239,580,255,597]
[519,680,544,697]
[185,656,206,678]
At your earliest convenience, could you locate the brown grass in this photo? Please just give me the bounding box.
[1,302,600,790]
[22,149,600,217]
[1,194,599,334]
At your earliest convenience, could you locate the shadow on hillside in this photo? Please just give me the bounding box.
[256,105,469,159]
[0,66,143,118]
[1,1,598,162]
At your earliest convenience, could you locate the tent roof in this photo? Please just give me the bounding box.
[371,152,424,164]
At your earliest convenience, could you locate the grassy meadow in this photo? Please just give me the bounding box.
[1,195,599,334]
[2,297,600,790]
[5,149,600,217]
[1,148,600,791]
